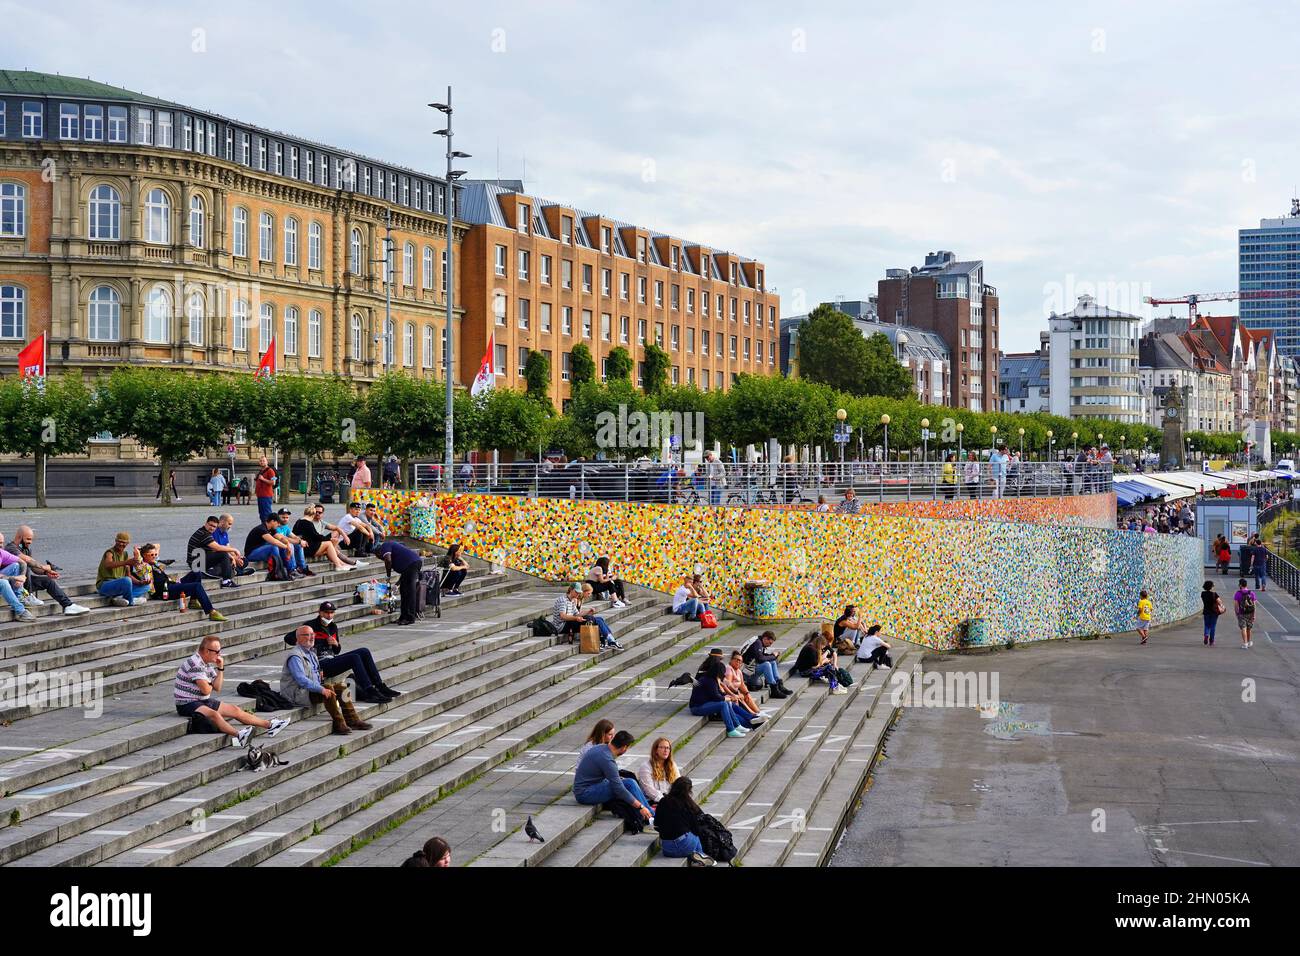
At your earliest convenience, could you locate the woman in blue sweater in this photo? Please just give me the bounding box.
[689,658,766,738]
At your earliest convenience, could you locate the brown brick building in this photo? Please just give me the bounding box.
[876,251,1000,411]
[458,181,779,406]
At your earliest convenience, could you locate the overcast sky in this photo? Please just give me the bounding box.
[9,0,1297,351]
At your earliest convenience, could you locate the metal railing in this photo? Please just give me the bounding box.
[1267,550,1300,602]
[410,460,1113,508]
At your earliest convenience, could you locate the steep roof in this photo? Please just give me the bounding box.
[1191,315,1239,356]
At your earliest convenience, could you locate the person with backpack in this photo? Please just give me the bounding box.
[572,730,653,825]
[1233,577,1256,648]
[654,776,718,867]
[1136,590,1153,645]
[1201,580,1224,646]
[792,632,846,695]
[741,631,792,698]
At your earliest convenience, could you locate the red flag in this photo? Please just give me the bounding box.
[255,337,276,381]
[17,333,45,383]
[470,333,495,397]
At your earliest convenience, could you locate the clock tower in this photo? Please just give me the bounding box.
[1160,386,1189,469]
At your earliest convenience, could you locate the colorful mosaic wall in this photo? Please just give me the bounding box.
[408,493,1200,650]
[349,489,419,538]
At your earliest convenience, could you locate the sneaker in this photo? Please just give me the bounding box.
[726,728,746,738]
[233,726,254,748]
[15,610,35,622]
[208,611,227,622]
[237,567,257,576]
[748,714,768,726]
[830,686,848,695]
[612,600,628,608]
[220,579,238,589]
[265,717,290,737]
[301,568,317,577]
[352,560,369,569]
[63,603,90,616]
[110,596,130,607]
[607,640,624,650]
[688,852,716,867]
[21,593,43,607]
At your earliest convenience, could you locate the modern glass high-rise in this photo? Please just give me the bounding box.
[1239,200,1300,357]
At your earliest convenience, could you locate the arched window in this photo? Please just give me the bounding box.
[0,182,25,238]
[88,285,121,341]
[258,212,273,261]
[350,228,362,275]
[145,188,170,244]
[308,222,322,270]
[384,318,395,367]
[404,322,415,367]
[350,313,363,360]
[284,306,299,355]
[187,290,204,345]
[308,309,322,358]
[403,242,415,286]
[259,302,274,352]
[145,285,172,342]
[232,298,248,351]
[232,207,248,257]
[423,325,434,369]
[0,285,26,339]
[284,217,299,266]
[88,184,121,241]
[423,246,434,289]
[188,195,205,248]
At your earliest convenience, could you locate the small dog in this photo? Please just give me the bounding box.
[242,745,290,773]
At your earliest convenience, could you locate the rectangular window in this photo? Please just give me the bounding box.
[701,293,708,317]
[637,236,647,262]
[518,249,530,280]
[540,254,552,285]
[701,331,709,356]
[305,150,313,181]
[601,225,611,253]
[716,332,723,355]
[686,328,695,353]
[83,106,103,141]
[671,366,680,385]
[59,104,79,139]
[258,137,267,170]
[519,298,531,330]
[757,339,764,363]
[562,260,573,290]
[730,336,738,358]
[181,114,192,150]
[638,277,647,304]
[582,309,593,339]
[637,319,647,344]
[655,323,664,347]
[561,352,571,381]
[136,108,152,145]
[518,346,529,375]
[225,127,233,160]
[274,142,283,175]
[517,204,529,234]
[494,293,507,326]
[0,102,5,137]
[157,111,172,146]
[686,288,695,313]
[194,117,204,153]
[561,216,573,244]
[242,132,251,166]
[540,302,552,332]
[289,146,299,178]
[206,120,216,155]
[655,281,664,307]
[601,269,611,296]
[671,285,680,310]
[744,301,751,324]
[103,106,135,143]
[601,312,611,341]
[743,338,751,360]
[671,325,680,351]
[562,307,573,336]
[494,244,507,277]
[730,298,737,321]
[620,273,629,300]
[582,264,593,293]
[402,177,410,206]
[495,343,507,378]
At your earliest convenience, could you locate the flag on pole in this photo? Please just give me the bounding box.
[470,334,495,397]
[17,332,46,389]
[254,337,276,381]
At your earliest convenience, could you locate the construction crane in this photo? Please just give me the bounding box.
[1144,289,1300,321]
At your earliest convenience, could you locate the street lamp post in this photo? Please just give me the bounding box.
[1046,429,1053,461]
[1017,426,1025,460]
[369,207,394,374]
[880,414,891,463]
[957,422,964,458]
[989,424,997,454]
[1071,431,1078,456]
[920,417,930,463]
[836,408,847,467]
[432,89,471,492]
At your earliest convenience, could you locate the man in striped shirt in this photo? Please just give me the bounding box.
[174,635,289,747]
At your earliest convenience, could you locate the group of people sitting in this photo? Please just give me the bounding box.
[572,719,735,867]
[671,573,714,621]
[0,525,91,622]
[548,579,624,649]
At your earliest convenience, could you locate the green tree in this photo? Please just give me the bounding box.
[796,304,911,399]
[523,349,551,405]
[356,372,449,484]
[474,387,550,455]
[98,369,239,506]
[722,374,834,449]
[570,343,596,387]
[569,380,653,458]
[861,332,913,399]
[642,343,671,396]
[605,346,633,382]
[0,373,101,508]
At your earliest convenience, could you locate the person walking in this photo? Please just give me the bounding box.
[205,467,227,508]
[350,455,372,492]
[1233,577,1256,648]
[989,444,1009,498]
[1200,580,1224,646]
[1251,536,1269,592]
[1136,590,1152,645]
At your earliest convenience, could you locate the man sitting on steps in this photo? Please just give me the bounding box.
[242,513,294,581]
[175,635,288,747]
[280,624,372,735]
[4,524,89,616]
[186,515,252,589]
[573,729,654,825]
[282,601,401,704]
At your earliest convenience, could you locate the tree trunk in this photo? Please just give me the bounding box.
[34,447,46,509]
[304,455,314,503]
[160,458,173,506]
[278,450,292,504]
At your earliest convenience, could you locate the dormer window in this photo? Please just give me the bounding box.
[517,204,530,234]
[561,216,573,244]
[601,226,611,253]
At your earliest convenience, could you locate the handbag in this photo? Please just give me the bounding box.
[1214,597,1226,616]
[579,623,601,654]
[699,610,718,629]
[835,667,854,687]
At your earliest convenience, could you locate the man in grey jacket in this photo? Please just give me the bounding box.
[280,625,371,735]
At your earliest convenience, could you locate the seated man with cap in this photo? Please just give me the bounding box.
[283,601,401,705]
[273,508,314,578]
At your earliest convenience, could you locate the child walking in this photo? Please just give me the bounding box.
[1136,590,1152,645]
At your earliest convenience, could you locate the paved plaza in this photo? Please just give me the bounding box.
[832,582,1300,867]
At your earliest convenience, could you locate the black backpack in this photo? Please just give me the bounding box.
[695,812,737,863]
[1239,592,1256,616]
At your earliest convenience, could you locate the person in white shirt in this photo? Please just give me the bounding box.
[635,736,679,807]
[854,625,892,670]
[672,574,704,621]
[703,451,727,505]
[337,500,375,556]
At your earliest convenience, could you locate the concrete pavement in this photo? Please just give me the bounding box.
[831,576,1300,867]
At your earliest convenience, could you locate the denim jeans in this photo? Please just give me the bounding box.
[690,700,740,731]
[98,577,150,604]
[660,831,703,858]
[575,776,653,810]
[0,576,25,615]
[209,491,223,507]
[677,598,705,620]
[753,660,781,687]
[797,663,839,690]
[1204,613,1218,642]
[246,544,286,576]
[322,648,384,692]
[257,496,274,522]
[165,571,214,613]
